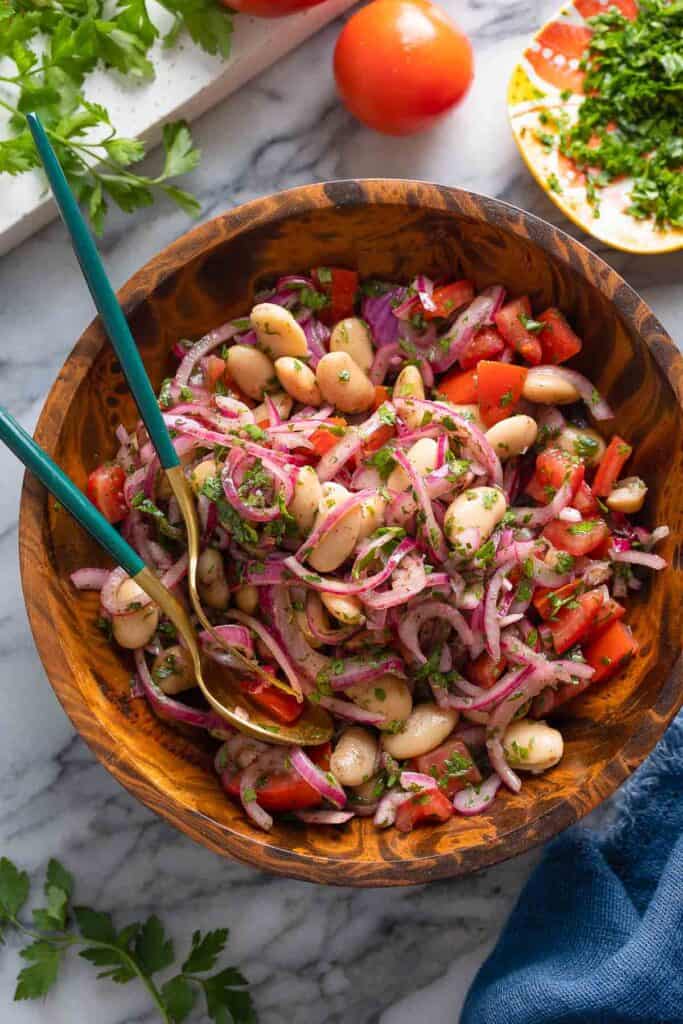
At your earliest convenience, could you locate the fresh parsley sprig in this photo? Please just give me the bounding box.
[0,0,233,232]
[0,856,256,1023]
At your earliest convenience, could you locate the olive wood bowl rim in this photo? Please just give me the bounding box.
[18,180,683,886]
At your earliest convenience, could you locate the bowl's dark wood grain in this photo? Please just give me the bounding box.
[19,181,683,886]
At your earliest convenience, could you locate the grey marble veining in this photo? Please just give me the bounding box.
[0,2,681,1021]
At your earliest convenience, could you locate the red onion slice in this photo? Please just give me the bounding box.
[239,763,274,832]
[486,664,555,792]
[506,480,573,528]
[227,608,304,700]
[101,568,152,616]
[326,655,406,691]
[362,553,427,610]
[295,809,354,825]
[399,771,438,791]
[134,648,224,731]
[453,774,501,815]
[318,696,386,726]
[316,428,362,483]
[198,624,254,657]
[374,790,413,828]
[398,599,474,664]
[284,537,417,596]
[430,288,502,374]
[290,746,346,808]
[296,489,373,562]
[392,449,447,562]
[611,550,667,570]
[546,367,614,420]
[175,321,239,386]
[70,568,110,591]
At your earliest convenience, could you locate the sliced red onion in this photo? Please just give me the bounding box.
[198,624,254,657]
[222,448,294,523]
[430,288,502,374]
[214,394,253,420]
[507,480,573,528]
[453,774,501,815]
[175,321,239,386]
[484,284,506,322]
[369,342,401,385]
[452,664,533,713]
[529,558,572,588]
[284,537,417,596]
[296,488,373,562]
[123,465,148,508]
[327,656,406,691]
[392,449,447,562]
[290,746,346,808]
[579,559,612,586]
[243,558,290,586]
[305,592,359,645]
[316,428,362,483]
[269,585,329,683]
[399,770,438,792]
[374,790,413,828]
[546,367,613,420]
[302,318,329,368]
[559,507,582,523]
[362,287,407,347]
[486,664,555,792]
[295,809,354,825]
[160,552,189,591]
[134,648,224,731]
[70,568,110,591]
[552,659,595,680]
[611,550,667,570]
[394,397,503,488]
[649,526,669,548]
[239,763,273,832]
[398,599,474,664]
[484,563,513,663]
[228,608,304,700]
[101,568,152,616]
[362,553,427,610]
[318,696,386,726]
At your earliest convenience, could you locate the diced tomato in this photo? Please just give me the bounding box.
[584,620,638,684]
[592,597,625,636]
[537,308,583,364]
[548,588,604,654]
[574,0,637,20]
[493,297,542,365]
[309,417,347,457]
[573,480,600,516]
[362,423,395,456]
[467,651,507,689]
[395,788,454,833]
[592,435,632,497]
[410,739,481,797]
[373,385,390,409]
[222,743,331,813]
[436,366,479,405]
[424,280,475,320]
[311,267,358,325]
[531,676,593,716]
[476,361,528,427]
[204,355,226,392]
[460,327,505,371]
[533,580,582,621]
[240,679,304,724]
[525,22,591,94]
[526,448,584,504]
[543,517,609,557]
[87,463,128,524]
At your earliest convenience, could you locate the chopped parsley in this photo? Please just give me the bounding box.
[378,403,397,426]
[130,492,180,539]
[546,173,563,195]
[518,312,547,334]
[499,389,514,408]
[559,0,683,228]
[554,551,576,574]
[568,520,600,535]
[338,369,351,383]
[365,445,397,481]
[573,434,600,460]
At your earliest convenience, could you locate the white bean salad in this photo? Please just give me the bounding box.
[73,269,668,834]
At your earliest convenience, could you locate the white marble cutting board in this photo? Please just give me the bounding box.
[0,0,354,256]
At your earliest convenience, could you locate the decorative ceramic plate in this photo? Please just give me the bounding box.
[507,0,683,254]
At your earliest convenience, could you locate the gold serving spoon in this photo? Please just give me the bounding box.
[27,113,332,746]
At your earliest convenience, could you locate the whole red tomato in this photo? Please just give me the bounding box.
[334,0,473,135]
[223,0,326,16]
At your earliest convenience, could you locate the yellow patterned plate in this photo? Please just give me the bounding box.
[507,0,683,254]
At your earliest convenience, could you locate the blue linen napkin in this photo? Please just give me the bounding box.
[461,709,683,1024]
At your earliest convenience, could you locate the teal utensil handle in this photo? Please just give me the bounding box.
[27,113,179,471]
[0,407,144,578]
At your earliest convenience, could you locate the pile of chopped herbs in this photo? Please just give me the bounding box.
[560,0,683,228]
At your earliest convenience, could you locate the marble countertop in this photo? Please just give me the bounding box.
[0,2,680,1021]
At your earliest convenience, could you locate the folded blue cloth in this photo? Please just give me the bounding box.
[462,711,683,1024]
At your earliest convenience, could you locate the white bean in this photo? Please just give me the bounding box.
[381,703,458,759]
[347,675,413,725]
[330,317,374,373]
[387,437,438,492]
[250,302,308,359]
[357,493,387,541]
[307,482,361,573]
[296,599,328,650]
[320,591,365,625]
[444,487,508,548]
[251,390,293,425]
[197,548,229,610]
[606,476,647,514]
[275,357,322,406]
[112,579,160,650]
[503,718,564,774]
[485,415,538,460]
[316,352,375,413]
[224,345,276,400]
[557,426,605,468]
[288,465,322,534]
[235,584,258,615]
[394,365,425,427]
[190,458,217,495]
[330,727,379,786]
[151,644,195,695]
[523,366,581,405]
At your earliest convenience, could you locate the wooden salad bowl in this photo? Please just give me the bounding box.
[19,181,683,886]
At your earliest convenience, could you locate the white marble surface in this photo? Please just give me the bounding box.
[0,2,680,1021]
